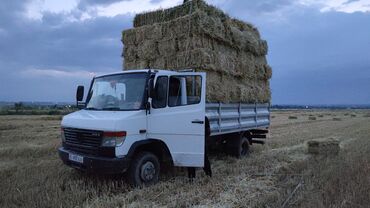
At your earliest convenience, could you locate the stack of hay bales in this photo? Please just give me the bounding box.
[122,0,272,103]
[307,138,340,156]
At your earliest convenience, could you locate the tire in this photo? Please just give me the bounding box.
[240,137,250,157]
[128,151,160,187]
[227,133,250,158]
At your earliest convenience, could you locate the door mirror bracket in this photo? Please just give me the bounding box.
[146,102,151,115]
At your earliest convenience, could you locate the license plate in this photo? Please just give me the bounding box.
[69,153,83,164]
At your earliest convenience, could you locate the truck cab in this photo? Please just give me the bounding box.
[59,69,207,186]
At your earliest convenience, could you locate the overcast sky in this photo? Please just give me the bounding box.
[0,0,369,105]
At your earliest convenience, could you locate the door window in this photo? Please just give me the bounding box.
[152,76,168,109]
[168,75,202,107]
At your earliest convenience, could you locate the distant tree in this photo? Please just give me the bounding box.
[14,102,23,113]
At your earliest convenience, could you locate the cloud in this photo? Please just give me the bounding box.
[94,0,182,17]
[0,0,370,104]
[20,0,370,24]
[0,28,8,37]
[23,0,183,22]
[208,0,370,26]
[21,68,97,79]
[0,0,134,101]
[299,0,370,13]
[25,0,79,20]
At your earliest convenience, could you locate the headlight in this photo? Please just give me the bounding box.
[61,128,65,142]
[101,132,126,147]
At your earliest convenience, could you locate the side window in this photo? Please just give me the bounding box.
[168,75,202,107]
[152,76,168,108]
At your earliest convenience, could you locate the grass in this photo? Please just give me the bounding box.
[0,109,72,116]
[0,110,369,207]
[262,137,370,208]
[297,137,370,207]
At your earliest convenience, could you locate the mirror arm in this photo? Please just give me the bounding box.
[146,101,151,115]
[77,101,85,110]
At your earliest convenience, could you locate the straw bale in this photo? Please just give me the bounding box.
[149,58,166,69]
[122,0,272,103]
[124,10,268,56]
[123,45,137,62]
[307,138,340,155]
[158,39,177,57]
[136,41,157,60]
[124,60,138,70]
[264,65,273,80]
[137,60,149,69]
[230,18,260,38]
[121,29,136,45]
[133,0,227,27]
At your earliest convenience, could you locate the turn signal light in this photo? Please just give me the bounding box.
[101,131,127,147]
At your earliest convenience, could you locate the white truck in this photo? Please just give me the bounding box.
[58,69,270,186]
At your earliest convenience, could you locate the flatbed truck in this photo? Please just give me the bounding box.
[58,69,270,186]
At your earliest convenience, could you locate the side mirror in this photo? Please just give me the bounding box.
[76,86,85,108]
[76,86,84,101]
[148,78,156,98]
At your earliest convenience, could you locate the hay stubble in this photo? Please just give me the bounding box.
[0,110,369,207]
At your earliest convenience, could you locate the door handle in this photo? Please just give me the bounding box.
[192,120,204,124]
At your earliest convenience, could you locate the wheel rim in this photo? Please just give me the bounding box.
[140,161,156,182]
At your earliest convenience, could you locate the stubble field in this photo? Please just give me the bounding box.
[0,110,369,208]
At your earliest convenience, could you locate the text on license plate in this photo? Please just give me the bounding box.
[69,153,83,164]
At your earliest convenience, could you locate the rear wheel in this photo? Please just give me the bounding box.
[128,151,160,187]
[240,137,250,157]
[227,133,250,158]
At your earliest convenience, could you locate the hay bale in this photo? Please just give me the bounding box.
[309,116,317,120]
[122,0,272,103]
[133,0,228,28]
[307,138,340,155]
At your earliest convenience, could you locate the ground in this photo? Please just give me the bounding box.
[0,110,369,208]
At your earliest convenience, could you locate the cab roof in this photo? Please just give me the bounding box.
[95,69,193,78]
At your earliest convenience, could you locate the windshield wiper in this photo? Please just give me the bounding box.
[102,107,121,111]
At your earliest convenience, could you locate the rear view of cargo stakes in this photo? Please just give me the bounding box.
[122,0,272,103]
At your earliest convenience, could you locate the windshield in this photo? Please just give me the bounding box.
[86,73,147,111]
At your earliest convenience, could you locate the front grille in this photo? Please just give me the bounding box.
[63,128,115,157]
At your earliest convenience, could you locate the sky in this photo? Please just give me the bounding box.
[0,0,369,105]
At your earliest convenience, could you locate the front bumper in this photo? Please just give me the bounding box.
[58,147,130,174]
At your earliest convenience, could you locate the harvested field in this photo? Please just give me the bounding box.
[0,110,369,207]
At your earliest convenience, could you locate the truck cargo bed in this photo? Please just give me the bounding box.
[206,103,270,136]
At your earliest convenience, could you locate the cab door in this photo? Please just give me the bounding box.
[147,72,206,167]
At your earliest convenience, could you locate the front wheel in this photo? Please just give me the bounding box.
[128,151,160,187]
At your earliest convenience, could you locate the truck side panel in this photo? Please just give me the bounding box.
[206,103,270,136]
